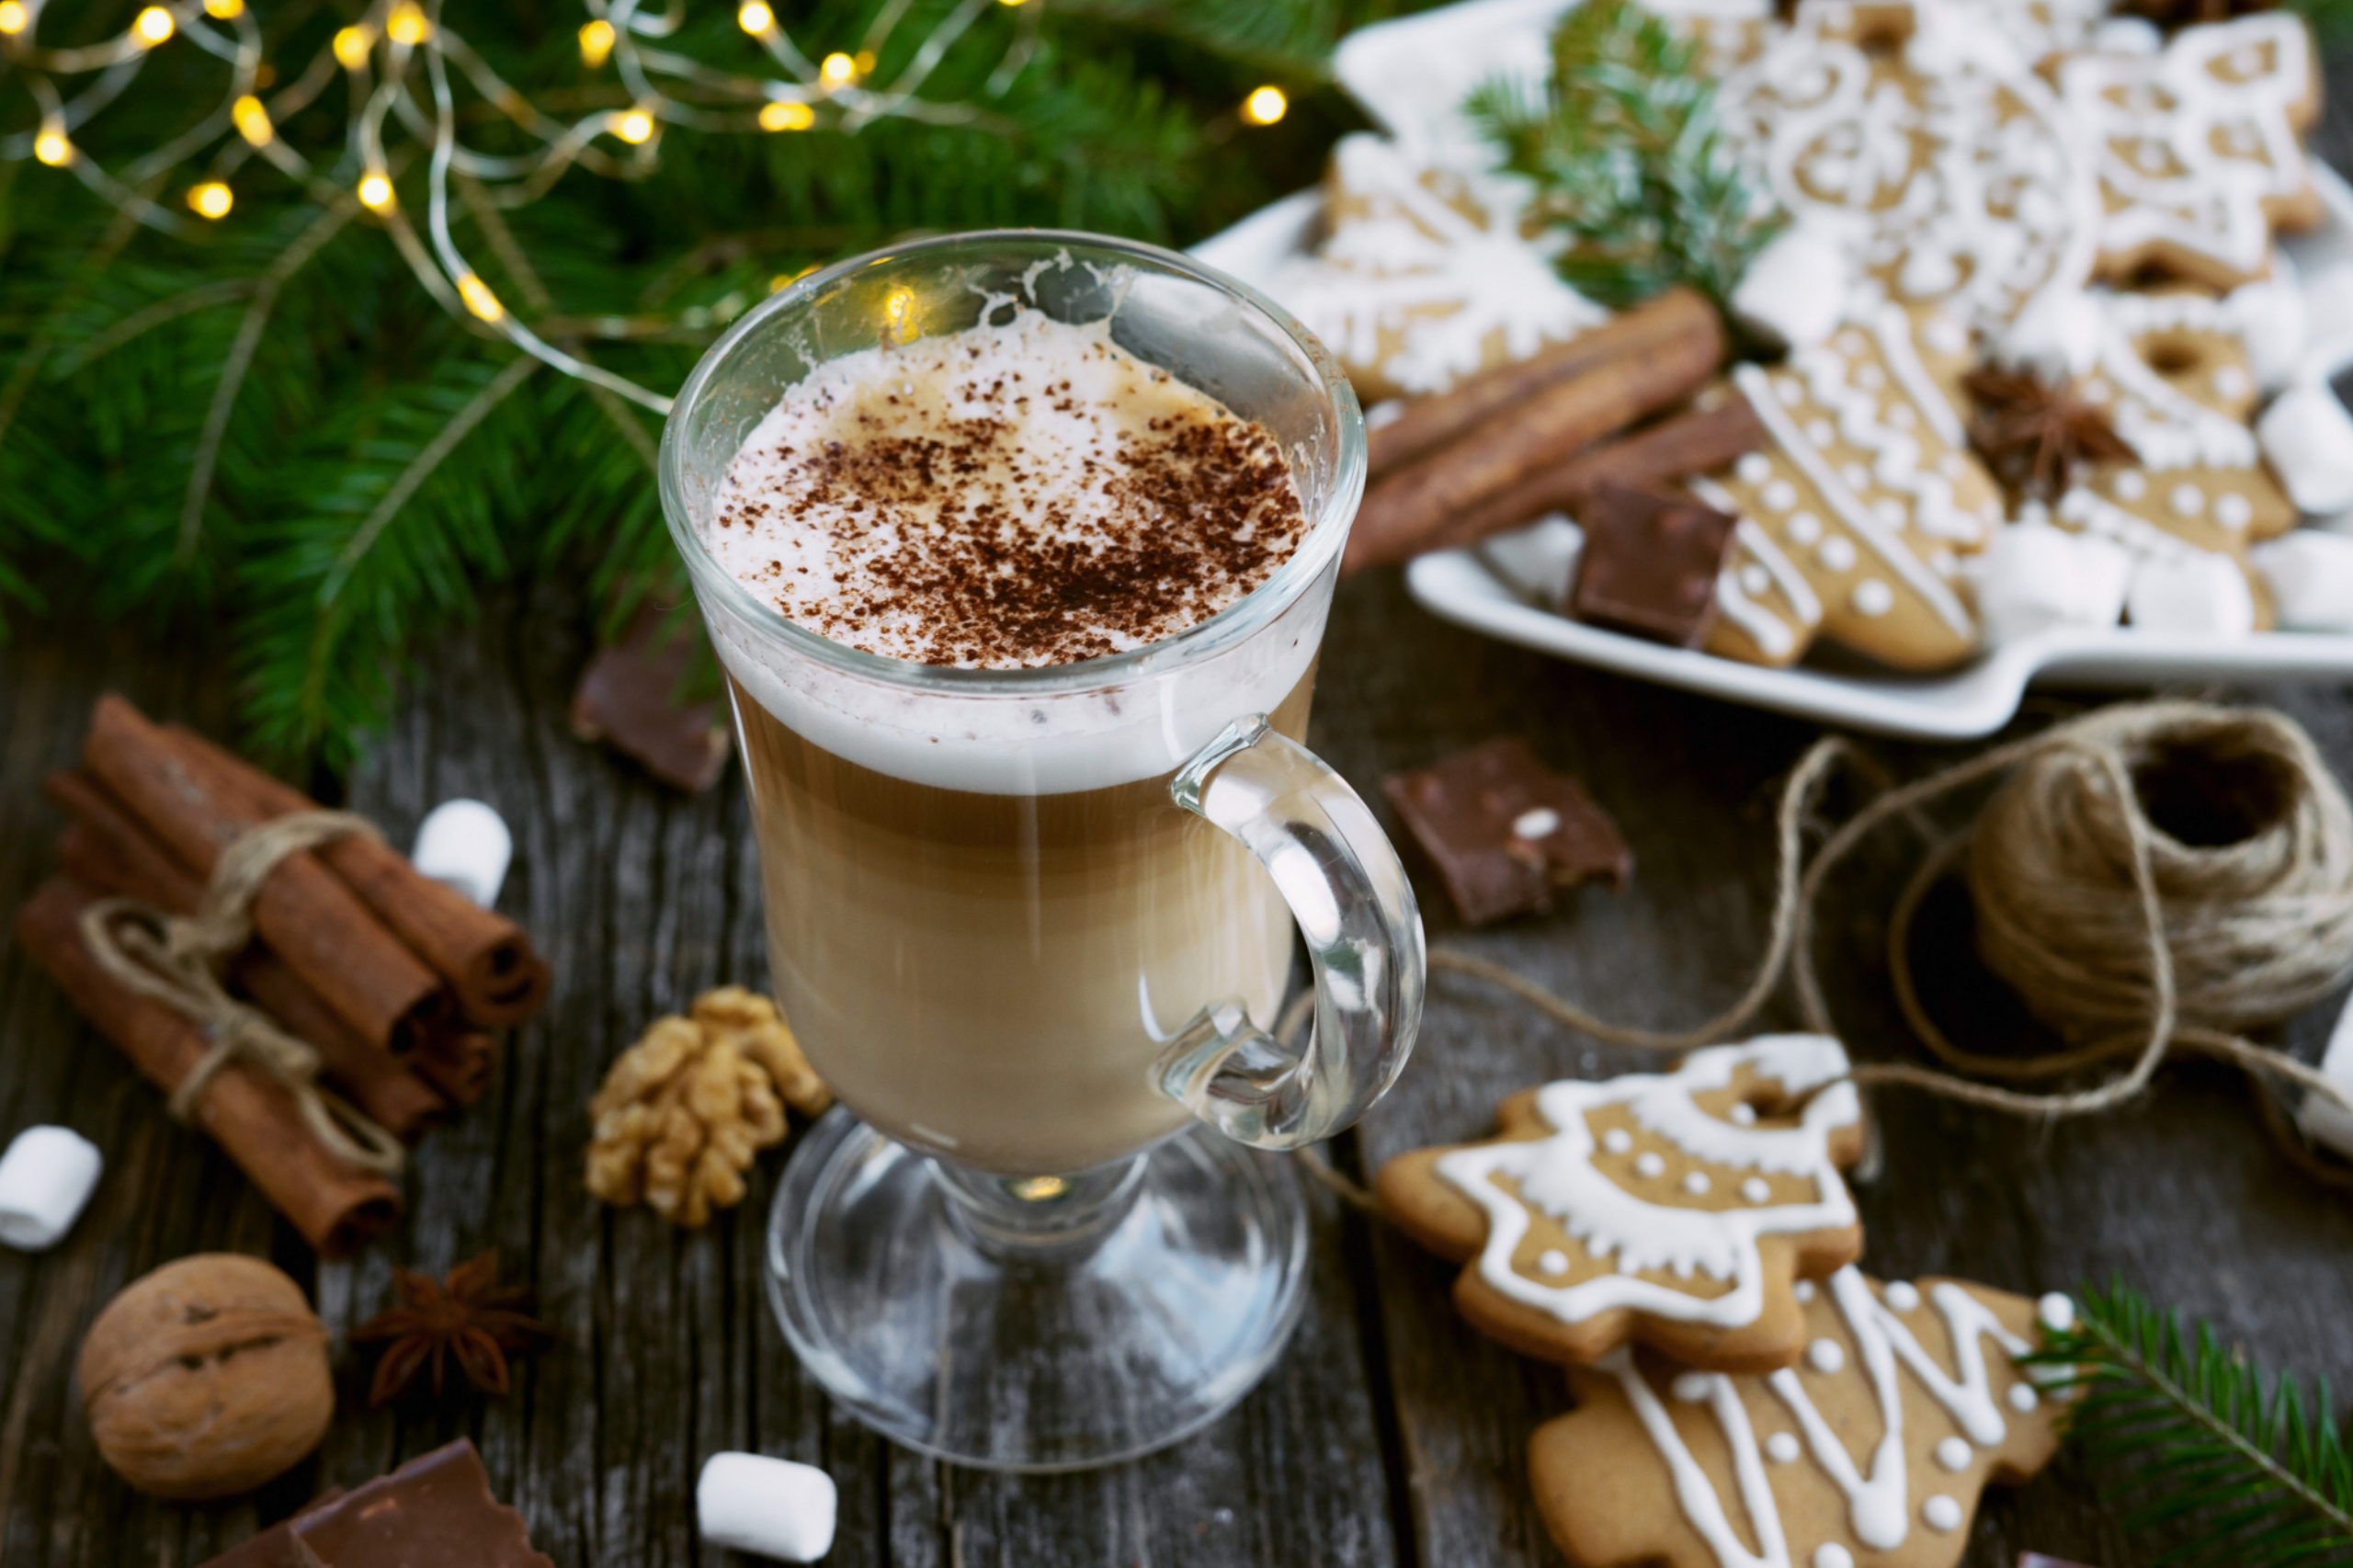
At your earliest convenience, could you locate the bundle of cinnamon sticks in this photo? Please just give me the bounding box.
[1343,287,1758,574]
[15,696,553,1255]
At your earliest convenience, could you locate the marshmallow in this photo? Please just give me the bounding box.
[2252,529,2353,631]
[411,799,513,909]
[2302,262,2353,345]
[2258,384,2353,517]
[698,1453,836,1562]
[2124,552,2256,635]
[1966,522,2130,643]
[2226,274,2309,392]
[1729,224,1852,351]
[2299,989,2353,1158]
[1996,286,2105,381]
[0,1126,103,1251]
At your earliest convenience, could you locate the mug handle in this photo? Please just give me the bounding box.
[1156,714,1426,1151]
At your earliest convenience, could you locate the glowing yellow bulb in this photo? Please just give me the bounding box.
[384,4,428,45]
[231,94,272,147]
[332,24,371,67]
[1242,85,1288,126]
[758,100,813,131]
[133,6,175,45]
[998,0,1027,7]
[577,17,613,66]
[820,51,854,83]
[612,108,655,144]
[188,181,233,220]
[357,173,395,210]
[853,50,873,73]
[0,2,27,34]
[205,0,244,17]
[456,271,505,323]
[882,287,919,342]
[737,1,772,32]
[33,131,70,166]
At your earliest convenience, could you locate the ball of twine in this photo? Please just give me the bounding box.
[1968,703,2353,1043]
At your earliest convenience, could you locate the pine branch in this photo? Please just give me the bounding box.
[1466,0,1780,312]
[2029,1280,2353,1568]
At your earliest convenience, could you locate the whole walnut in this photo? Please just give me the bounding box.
[77,1253,334,1500]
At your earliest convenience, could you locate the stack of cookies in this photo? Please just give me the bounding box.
[1376,1036,2072,1568]
[1237,0,2353,668]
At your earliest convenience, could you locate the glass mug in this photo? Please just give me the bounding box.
[661,231,1424,1471]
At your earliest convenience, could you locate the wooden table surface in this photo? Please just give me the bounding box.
[12,73,2353,1567]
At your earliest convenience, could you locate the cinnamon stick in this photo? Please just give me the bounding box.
[1417,397,1769,559]
[1343,290,1726,574]
[163,725,551,1029]
[80,696,452,1057]
[49,776,451,1143]
[409,1030,495,1107]
[17,877,403,1256]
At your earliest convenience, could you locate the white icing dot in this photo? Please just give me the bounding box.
[1924,315,1968,355]
[1768,1432,1803,1464]
[1882,1281,1920,1312]
[2172,483,2206,517]
[1787,511,1824,545]
[1728,1103,1757,1126]
[1763,479,1800,512]
[1741,563,1773,596]
[2134,141,2171,174]
[1511,807,1561,840]
[1873,498,1907,528]
[2038,1292,2076,1332]
[1682,1171,1711,1196]
[1634,1152,1666,1179]
[1837,329,1870,355]
[1737,452,1774,484]
[2008,1381,2041,1412]
[1817,536,1858,573]
[1889,402,1916,429]
[1671,1370,1713,1403]
[1741,1176,1772,1203]
[2112,469,2147,501]
[1808,1337,1846,1374]
[1537,1248,1571,1277]
[2082,377,2112,403]
[1936,1436,1972,1471]
[1807,418,1837,448]
[1940,451,1966,478]
[2214,493,2253,530]
[1603,1128,1633,1154]
[2214,365,2253,401]
[1842,462,1872,492]
[1794,1279,1817,1303]
[1856,364,1885,391]
[1813,1548,1854,1568]
[1778,379,1806,407]
[1851,580,1894,617]
[1923,1494,1964,1532]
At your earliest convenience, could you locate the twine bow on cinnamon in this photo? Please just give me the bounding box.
[76,811,407,1177]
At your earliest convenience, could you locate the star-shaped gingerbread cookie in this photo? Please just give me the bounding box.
[1376,1035,1867,1373]
[1530,1269,2068,1568]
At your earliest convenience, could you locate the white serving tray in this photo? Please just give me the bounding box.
[1193,154,2353,742]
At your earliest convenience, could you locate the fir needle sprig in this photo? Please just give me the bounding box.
[1464,0,1781,314]
[2028,1280,2353,1568]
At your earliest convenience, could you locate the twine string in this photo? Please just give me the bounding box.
[76,810,406,1176]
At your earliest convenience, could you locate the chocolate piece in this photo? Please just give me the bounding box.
[571,601,732,793]
[1565,481,1738,647]
[1381,738,1632,926]
[197,1491,345,1568]
[293,1440,549,1568]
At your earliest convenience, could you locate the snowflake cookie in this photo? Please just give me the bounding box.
[1688,302,1999,671]
[2056,11,2321,290]
[1375,1035,1867,1373]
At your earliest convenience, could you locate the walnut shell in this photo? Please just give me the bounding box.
[76,1253,333,1500]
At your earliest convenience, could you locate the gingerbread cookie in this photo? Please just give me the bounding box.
[1718,0,2098,332]
[2056,11,2321,290]
[1376,1035,1866,1373]
[1531,1268,2067,1568]
[1689,302,1999,670]
[1264,133,1607,403]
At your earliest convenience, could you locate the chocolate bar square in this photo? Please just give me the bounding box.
[1381,737,1632,926]
[1566,481,1738,647]
[199,1441,551,1568]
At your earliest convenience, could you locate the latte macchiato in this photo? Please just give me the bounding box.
[707,312,1316,1174]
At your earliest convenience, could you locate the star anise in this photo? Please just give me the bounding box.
[1962,366,2140,504]
[351,1250,552,1407]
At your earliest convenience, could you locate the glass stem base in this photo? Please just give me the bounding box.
[764,1107,1310,1471]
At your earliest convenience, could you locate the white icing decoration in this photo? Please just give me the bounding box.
[2214,493,2252,530]
[2214,365,2253,401]
[1883,1281,1920,1312]
[1742,563,1774,596]
[2008,1381,2040,1412]
[1675,1370,1716,1403]
[1434,1037,1860,1331]
[1817,537,1858,573]
[1636,1152,1667,1179]
[1807,1337,1847,1375]
[1794,1280,1817,1303]
[1604,1129,1634,1154]
[1538,1248,1570,1277]
[1813,1548,1854,1568]
[2171,483,2206,518]
[1923,1494,1963,1532]
[1851,580,1894,617]
[1936,1436,1972,1471]
[1768,1432,1802,1464]
[1742,1176,1772,1202]
[1739,452,1775,484]
[1764,479,1800,511]
[2113,469,2147,501]
[2038,1292,2075,1332]
[1807,418,1836,447]
[1685,1171,1713,1196]
[1697,500,1823,659]
[1730,1103,1758,1126]
[2096,290,2261,471]
[1787,512,1824,546]
[1605,1350,1792,1568]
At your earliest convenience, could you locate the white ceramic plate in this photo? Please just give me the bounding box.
[1194,165,2353,741]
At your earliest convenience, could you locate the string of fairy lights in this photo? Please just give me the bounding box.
[1,0,1293,415]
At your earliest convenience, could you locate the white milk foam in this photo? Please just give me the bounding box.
[698,312,1327,796]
